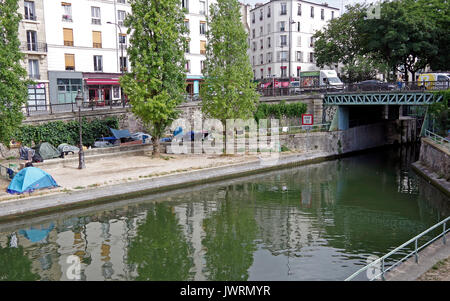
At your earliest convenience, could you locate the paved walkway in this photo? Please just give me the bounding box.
[386,232,450,281]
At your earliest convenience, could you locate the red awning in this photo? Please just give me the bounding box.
[85,78,120,85]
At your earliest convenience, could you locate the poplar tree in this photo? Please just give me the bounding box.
[0,0,29,147]
[120,0,188,156]
[200,0,259,149]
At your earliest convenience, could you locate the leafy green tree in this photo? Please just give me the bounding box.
[120,0,188,156]
[202,190,258,280]
[0,0,29,147]
[200,0,259,149]
[359,0,439,81]
[127,203,194,280]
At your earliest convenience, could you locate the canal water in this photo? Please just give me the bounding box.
[0,146,449,281]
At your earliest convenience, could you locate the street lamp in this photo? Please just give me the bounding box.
[107,21,125,107]
[75,90,85,169]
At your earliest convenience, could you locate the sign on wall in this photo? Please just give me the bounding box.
[302,114,313,125]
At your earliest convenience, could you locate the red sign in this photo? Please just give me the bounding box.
[302,114,314,125]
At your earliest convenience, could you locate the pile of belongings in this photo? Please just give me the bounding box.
[94,128,152,148]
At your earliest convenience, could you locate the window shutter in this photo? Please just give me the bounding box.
[297,36,301,47]
[92,31,102,48]
[65,54,75,68]
[276,35,280,47]
[63,28,73,45]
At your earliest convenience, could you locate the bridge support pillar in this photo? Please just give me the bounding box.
[338,106,349,131]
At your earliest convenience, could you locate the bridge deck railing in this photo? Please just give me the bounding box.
[345,216,450,281]
[257,81,449,98]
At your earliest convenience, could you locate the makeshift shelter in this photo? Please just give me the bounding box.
[7,167,59,194]
[34,142,61,160]
[57,143,79,155]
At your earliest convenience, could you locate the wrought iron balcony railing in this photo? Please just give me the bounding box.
[20,42,48,53]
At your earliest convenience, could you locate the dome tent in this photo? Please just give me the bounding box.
[34,142,61,160]
[7,167,58,194]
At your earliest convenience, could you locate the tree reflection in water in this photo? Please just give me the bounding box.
[202,190,258,281]
[0,235,40,281]
[127,203,194,280]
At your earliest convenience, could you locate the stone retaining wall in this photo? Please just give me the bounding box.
[418,138,450,180]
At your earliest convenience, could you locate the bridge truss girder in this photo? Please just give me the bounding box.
[324,93,442,106]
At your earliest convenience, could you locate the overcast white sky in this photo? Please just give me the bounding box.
[240,0,379,12]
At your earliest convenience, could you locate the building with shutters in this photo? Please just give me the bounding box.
[249,0,340,81]
[18,0,50,113]
[42,0,132,109]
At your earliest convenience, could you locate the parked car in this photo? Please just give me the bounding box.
[348,80,396,92]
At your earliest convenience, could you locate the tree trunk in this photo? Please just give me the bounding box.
[152,136,160,156]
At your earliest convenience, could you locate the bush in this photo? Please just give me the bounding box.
[254,101,307,122]
[13,117,119,147]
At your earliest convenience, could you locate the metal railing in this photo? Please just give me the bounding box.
[424,130,450,150]
[345,216,450,281]
[22,98,129,117]
[20,42,48,53]
[256,81,449,97]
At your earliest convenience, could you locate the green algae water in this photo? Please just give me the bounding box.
[0,146,448,281]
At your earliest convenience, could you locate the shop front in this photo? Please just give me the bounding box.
[83,73,123,107]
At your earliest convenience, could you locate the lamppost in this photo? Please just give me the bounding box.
[75,90,85,169]
[107,21,125,107]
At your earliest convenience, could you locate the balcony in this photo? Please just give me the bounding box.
[21,42,48,53]
[62,14,73,22]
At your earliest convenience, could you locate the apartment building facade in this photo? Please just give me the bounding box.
[42,0,131,108]
[18,0,50,112]
[249,0,340,80]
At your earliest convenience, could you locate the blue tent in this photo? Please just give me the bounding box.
[7,167,58,194]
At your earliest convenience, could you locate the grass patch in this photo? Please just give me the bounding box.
[73,186,85,190]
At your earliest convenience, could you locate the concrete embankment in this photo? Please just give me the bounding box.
[412,138,450,197]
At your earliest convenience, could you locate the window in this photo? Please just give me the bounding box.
[297,22,301,32]
[279,21,285,32]
[311,6,314,18]
[267,6,271,18]
[260,9,263,20]
[184,19,189,31]
[28,59,39,79]
[252,29,255,39]
[120,56,127,71]
[281,66,287,77]
[26,30,37,51]
[268,67,271,77]
[278,51,288,62]
[200,61,205,73]
[118,10,126,26]
[200,21,206,35]
[117,0,126,3]
[309,52,314,63]
[296,51,303,62]
[252,42,256,51]
[280,35,287,46]
[93,55,103,71]
[332,11,335,19]
[321,9,324,20]
[57,78,81,103]
[267,24,271,34]
[199,1,206,14]
[260,26,263,36]
[91,7,101,25]
[266,52,272,63]
[260,54,263,65]
[185,60,190,72]
[260,39,263,50]
[27,84,46,111]
[297,36,301,47]
[252,12,255,23]
[24,1,36,20]
[297,4,302,16]
[65,54,75,70]
[182,0,189,12]
[310,36,315,47]
[92,31,102,48]
[63,28,73,46]
[61,2,72,22]
[280,3,287,15]
[119,34,127,45]
[200,40,206,54]
[267,37,271,48]
[185,39,190,53]
[260,68,263,79]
